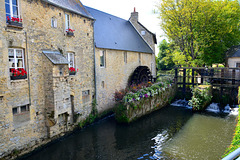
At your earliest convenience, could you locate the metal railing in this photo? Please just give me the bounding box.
[222,148,240,160]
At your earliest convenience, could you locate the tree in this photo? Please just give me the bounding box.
[157,0,240,66]
[156,39,175,70]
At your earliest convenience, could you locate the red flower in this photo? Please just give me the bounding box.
[69,67,76,72]
[10,68,27,76]
[66,29,75,32]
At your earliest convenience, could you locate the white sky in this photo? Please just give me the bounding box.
[81,0,166,54]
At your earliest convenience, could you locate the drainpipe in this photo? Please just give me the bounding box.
[25,31,31,106]
[93,20,97,106]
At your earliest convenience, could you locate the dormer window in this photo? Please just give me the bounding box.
[51,17,57,28]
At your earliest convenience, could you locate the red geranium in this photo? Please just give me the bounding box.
[7,16,22,23]
[66,28,75,32]
[11,68,27,76]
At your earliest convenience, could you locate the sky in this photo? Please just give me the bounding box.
[80,0,166,54]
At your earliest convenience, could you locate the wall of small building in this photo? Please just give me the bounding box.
[227,57,240,68]
[0,0,95,158]
[95,48,153,113]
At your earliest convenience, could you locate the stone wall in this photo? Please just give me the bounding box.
[115,83,176,123]
[0,0,95,158]
[95,48,153,113]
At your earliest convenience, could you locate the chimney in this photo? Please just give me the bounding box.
[130,7,138,22]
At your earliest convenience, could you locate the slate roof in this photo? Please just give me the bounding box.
[42,50,69,64]
[42,0,93,19]
[85,6,153,54]
[226,45,240,58]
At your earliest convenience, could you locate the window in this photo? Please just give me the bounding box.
[124,51,127,64]
[65,14,70,31]
[5,0,20,22]
[12,105,29,115]
[100,50,105,67]
[51,17,57,28]
[12,104,30,128]
[9,48,25,70]
[82,90,90,104]
[141,31,146,36]
[236,63,240,68]
[67,52,75,68]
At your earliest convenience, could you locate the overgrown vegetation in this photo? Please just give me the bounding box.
[156,0,240,67]
[188,84,212,111]
[223,87,240,157]
[114,77,174,105]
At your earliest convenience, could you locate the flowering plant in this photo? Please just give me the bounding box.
[66,28,75,32]
[69,67,78,75]
[7,16,22,23]
[10,68,27,77]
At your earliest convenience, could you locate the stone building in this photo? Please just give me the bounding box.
[226,45,240,68]
[85,6,157,113]
[0,0,157,158]
[0,0,95,158]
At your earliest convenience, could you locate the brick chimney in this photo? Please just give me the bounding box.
[130,7,138,22]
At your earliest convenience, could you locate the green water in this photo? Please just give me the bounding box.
[162,113,237,159]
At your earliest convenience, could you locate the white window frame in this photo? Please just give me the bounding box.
[65,14,70,31]
[8,48,25,70]
[5,0,20,21]
[51,17,57,28]
[67,52,75,68]
[100,50,106,68]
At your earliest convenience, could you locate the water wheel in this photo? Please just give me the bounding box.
[129,66,152,85]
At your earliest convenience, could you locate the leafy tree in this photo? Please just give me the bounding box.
[157,0,240,66]
[157,39,175,70]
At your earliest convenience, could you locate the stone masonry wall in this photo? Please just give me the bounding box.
[0,0,95,158]
[95,48,153,113]
[115,83,176,123]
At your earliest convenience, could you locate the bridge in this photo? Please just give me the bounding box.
[174,67,240,96]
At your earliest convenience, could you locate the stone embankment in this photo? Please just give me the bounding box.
[115,83,176,123]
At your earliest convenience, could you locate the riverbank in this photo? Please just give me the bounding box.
[222,87,240,157]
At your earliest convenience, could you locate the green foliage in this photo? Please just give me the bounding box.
[157,39,175,70]
[114,103,129,123]
[188,85,212,111]
[157,0,240,66]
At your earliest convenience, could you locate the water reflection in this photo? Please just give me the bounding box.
[19,104,236,160]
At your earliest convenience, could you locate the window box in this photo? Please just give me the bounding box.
[66,31,74,36]
[69,72,76,75]
[7,20,22,27]
[69,67,77,75]
[10,74,27,80]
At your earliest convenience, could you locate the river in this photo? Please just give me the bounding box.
[19,102,238,160]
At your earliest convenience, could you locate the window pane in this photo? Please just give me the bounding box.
[12,0,17,5]
[9,59,15,68]
[17,59,23,68]
[16,50,22,58]
[12,6,18,17]
[5,0,10,3]
[5,3,10,14]
[12,108,18,115]
[21,106,27,112]
[8,49,14,57]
